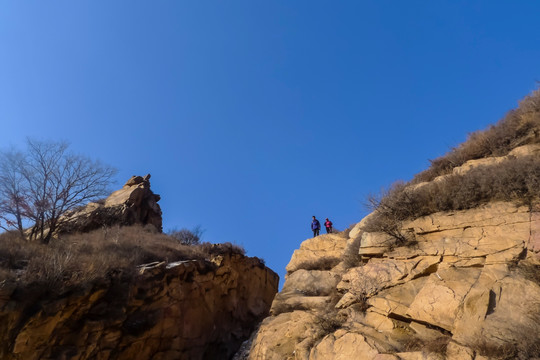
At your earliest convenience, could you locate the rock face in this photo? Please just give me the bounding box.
[59,174,163,234]
[247,202,540,359]
[0,252,279,360]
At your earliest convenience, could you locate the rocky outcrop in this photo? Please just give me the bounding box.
[0,252,279,360]
[59,174,163,234]
[242,91,540,359]
[247,201,540,359]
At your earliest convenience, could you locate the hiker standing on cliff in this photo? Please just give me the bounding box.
[311,216,321,237]
[325,218,333,234]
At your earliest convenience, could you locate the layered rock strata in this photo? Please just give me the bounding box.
[247,204,540,359]
[0,253,279,360]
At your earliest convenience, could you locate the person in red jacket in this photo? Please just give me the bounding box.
[324,218,333,234]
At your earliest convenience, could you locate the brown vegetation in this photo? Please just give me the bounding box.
[470,324,540,360]
[413,88,540,183]
[402,335,451,355]
[0,225,245,292]
[292,257,341,273]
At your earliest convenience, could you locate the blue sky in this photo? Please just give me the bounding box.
[1,1,539,285]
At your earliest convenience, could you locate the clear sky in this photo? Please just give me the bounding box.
[1,1,539,286]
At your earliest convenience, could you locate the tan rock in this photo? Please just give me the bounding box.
[270,269,341,314]
[338,256,440,297]
[309,330,380,360]
[248,311,320,360]
[406,267,482,331]
[450,144,540,177]
[374,355,400,360]
[390,202,529,260]
[348,222,363,241]
[59,175,163,233]
[445,342,474,360]
[443,257,485,267]
[359,232,394,256]
[362,311,396,332]
[270,295,330,314]
[368,277,429,319]
[349,212,377,240]
[408,322,444,341]
[508,143,540,157]
[282,269,340,296]
[286,234,347,274]
[527,211,540,257]
[249,201,540,359]
[457,276,540,349]
[452,156,507,176]
[396,352,444,360]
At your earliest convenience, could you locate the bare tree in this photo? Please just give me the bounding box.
[0,150,29,238]
[168,225,205,245]
[0,139,117,243]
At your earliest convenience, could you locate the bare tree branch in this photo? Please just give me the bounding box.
[0,139,117,243]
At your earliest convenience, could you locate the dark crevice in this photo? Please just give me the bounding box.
[411,263,439,280]
[486,290,497,316]
[387,312,453,336]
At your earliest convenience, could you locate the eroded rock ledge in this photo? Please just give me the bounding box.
[59,174,163,234]
[0,253,279,360]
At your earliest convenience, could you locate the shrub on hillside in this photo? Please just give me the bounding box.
[0,225,245,292]
[168,225,204,245]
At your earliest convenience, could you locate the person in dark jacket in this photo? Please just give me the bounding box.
[311,216,321,237]
[324,218,333,234]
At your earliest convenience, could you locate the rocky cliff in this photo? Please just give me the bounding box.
[0,251,279,360]
[59,174,163,234]
[244,91,540,360]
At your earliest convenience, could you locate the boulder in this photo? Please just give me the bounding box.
[286,234,348,274]
[59,174,163,234]
[309,330,380,360]
[248,311,322,360]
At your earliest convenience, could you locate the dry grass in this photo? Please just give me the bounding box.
[515,262,540,285]
[0,225,245,292]
[471,334,540,360]
[365,155,540,240]
[403,335,451,355]
[414,88,540,183]
[305,291,347,351]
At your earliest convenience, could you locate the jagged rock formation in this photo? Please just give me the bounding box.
[245,133,540,357]
[59,174,163,234]
[0,252,279,360]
